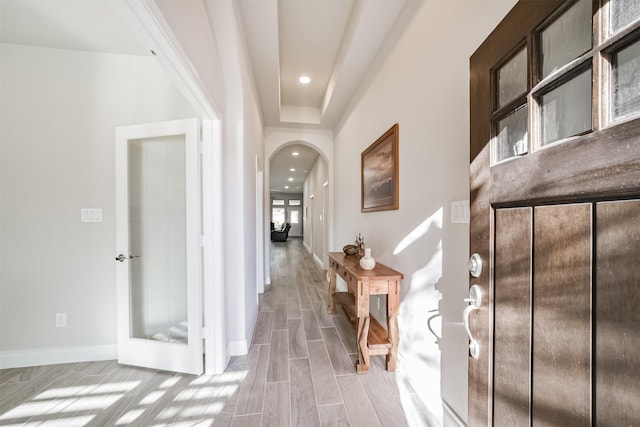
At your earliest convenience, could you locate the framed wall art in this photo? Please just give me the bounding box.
[361,123,399,212]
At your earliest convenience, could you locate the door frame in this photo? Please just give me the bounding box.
[256,157,265,294]
[117,0,226,374]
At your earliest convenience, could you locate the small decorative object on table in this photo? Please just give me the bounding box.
[359,247,376,270]
[354,233,365,256]
[343,244,359,256]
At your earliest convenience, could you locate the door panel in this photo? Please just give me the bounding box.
[532,204,591,427]
[116,118,202,375]
[470,1,640,425]
[596,200,640,426]
[493,208,531,427]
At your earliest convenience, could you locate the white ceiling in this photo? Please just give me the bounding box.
[269,144,319,194]
[237,0,421,192]
[0,0,421,193]
[0,0,147,55]
[237,0,421,129]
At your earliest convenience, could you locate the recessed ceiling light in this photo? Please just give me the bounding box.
[288,177,294,181]
[284,186,289,189]
[299,76,311,84]
[290,168,295,172]
[292,152,299,156]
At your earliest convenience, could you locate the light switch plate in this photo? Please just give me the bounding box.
[451,200,470,224]
[56,313,67,328]
[81,208,102,223]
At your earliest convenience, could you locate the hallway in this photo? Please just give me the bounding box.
[234,237,431,426]
[0,238,431,426]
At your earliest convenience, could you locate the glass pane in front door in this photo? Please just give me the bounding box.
[497,47,527,108]
[540,0,592,78]
[611,0,640,33]
[540,67,592,146]
[613,38,640,121]
[128,135,188,344]
[495,105,528,163]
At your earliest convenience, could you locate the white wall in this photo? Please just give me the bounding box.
[303,157,328,265]
[332,0,516,425]
[156,0,265,356]
[0,43,196,366]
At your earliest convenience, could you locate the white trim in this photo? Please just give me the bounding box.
[256,159,265,294]
[0,345,117,369]
[443,399,466,427]
[202,119,226,374]
[303,241,311,253]
[313,253,324,269]
[118,0,226,375]
[116,1,221,120]
[228,306,258,356]
[227,340,250,356]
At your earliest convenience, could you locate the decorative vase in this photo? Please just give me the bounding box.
[359,248,376,270]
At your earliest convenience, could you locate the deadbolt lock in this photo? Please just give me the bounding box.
[468,253,482,278]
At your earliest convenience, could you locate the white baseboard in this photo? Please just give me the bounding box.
[227,339,249,356]
[443,399,466,427]
[0,345,117,369]
[302,241,311,253]
[313,253,324,269]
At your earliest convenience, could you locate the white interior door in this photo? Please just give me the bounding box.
[115,118,202,375]
[287,206,302,236]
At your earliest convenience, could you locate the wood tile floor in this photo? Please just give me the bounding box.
[0,238,432,426]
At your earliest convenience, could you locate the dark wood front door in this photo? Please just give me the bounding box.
[469,0,640,425]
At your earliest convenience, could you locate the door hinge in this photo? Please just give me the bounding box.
[201,326,210,338]
[199,234,209,247]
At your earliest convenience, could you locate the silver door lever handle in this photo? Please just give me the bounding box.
[464,284,482,359]
[115,254,140,262]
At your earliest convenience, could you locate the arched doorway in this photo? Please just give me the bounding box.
[263,129,333,286]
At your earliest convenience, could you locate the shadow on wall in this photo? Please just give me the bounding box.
[392,207,445,426]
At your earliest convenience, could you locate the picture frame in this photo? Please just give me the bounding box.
[361,123,399,212]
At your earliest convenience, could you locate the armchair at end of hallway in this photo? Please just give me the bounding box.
[271,223,291,242]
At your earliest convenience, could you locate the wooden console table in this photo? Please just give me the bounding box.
[327,252,403,373]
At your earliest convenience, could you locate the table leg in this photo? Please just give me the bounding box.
[328,267,337,314]
[356,316,370,373]
[386,280,400,371]
[386,314,399,371]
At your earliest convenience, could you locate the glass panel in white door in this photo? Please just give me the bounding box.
[128,136,187,343]
[116,118,202,375]
[288,207,302,236]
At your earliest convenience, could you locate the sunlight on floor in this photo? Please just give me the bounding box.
[1,380,139,420]
[33,380,140,400]
[0,368,247,426]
